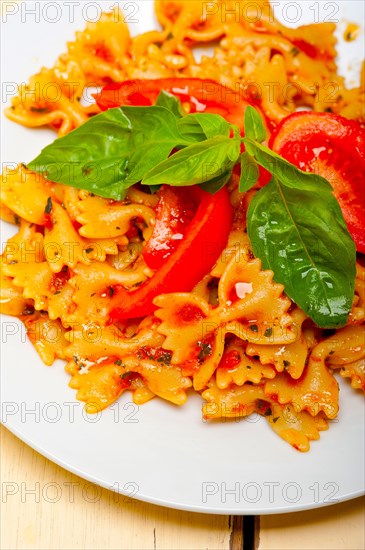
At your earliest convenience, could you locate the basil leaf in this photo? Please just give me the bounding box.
[155,91,184,118]
[148,185,162,194]
[142,136,240,186]
[177,113,231,143]
[177,117,207,143]
[28,106,190,200]
[239,152,259,192]
[247,176,356,328]
[185,113,231,138]
[199,170,232,193]
[243,138,332,192]
[244,105,266,143]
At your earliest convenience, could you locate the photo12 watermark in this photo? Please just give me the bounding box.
[1,480,140,504]
[201,1,340,24]
[201,480,340,504]
[1,400,140,424]
[2,2,140,24]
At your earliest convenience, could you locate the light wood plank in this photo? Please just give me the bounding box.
[0,426,236,550]
[258,497,365,550]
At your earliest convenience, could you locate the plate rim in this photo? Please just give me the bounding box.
[2,419,364,515]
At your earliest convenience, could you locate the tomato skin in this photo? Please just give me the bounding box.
[50,266,70,292]
[219,349,241,370]
[176,304,207,324]
[270,112,365,253]
[110,186,233,320]
[142,186,197,270]
[96,78,260,128]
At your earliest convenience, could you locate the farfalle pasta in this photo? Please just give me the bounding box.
[1,2,364,452]
[1,159,364,451]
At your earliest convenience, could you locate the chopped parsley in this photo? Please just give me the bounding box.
[198,342,212,361]
[156,352,172,365]
[44,197,53,214]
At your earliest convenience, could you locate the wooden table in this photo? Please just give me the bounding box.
[1,425,364,549]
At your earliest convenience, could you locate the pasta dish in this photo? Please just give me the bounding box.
[1,0,364,452]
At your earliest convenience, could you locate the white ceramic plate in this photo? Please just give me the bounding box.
[1,1,364,515]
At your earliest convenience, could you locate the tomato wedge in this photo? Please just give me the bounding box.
[270,112,365,253]
[142,185,197,270]
[96,78,254,128]
[110,186,233,320]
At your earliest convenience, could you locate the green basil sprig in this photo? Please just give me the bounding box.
[27,102,357,328]
[239,152,259,192]
[243,105,267,143]
[143,135,240,186]
[155,90,185,118]
[248,176,356,328]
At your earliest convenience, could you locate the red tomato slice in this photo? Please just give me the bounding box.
[96,78,258,128]
[110,186,233,320]
[142,185,198,270]
[270,112,365,253]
